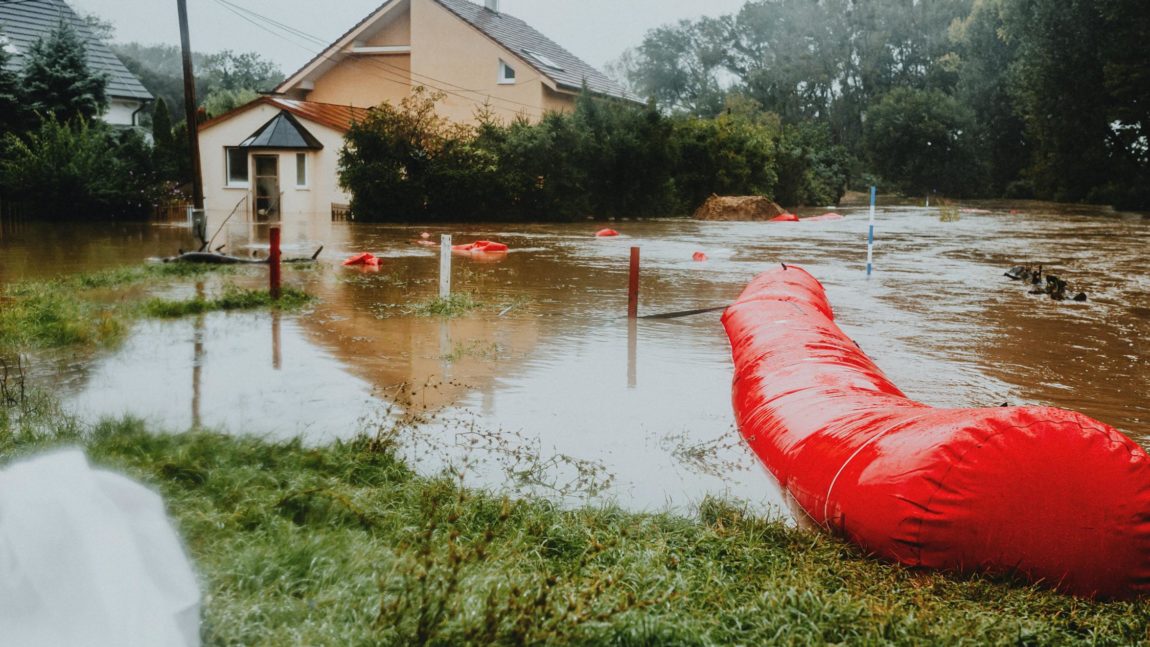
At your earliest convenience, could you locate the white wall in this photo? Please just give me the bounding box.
[104,99,144,126]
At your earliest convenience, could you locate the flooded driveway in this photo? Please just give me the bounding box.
[2,204,1148,513]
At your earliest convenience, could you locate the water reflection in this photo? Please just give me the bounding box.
[2,204,1148,513]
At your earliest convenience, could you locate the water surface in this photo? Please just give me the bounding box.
[3,204,1147,512]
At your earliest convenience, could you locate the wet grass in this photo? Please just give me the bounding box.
[411,293,480,317]
[142,285,311,318]
[0,264,309,354]
[3,403,1150,645]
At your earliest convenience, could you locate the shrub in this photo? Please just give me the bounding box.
[0,117,161,219]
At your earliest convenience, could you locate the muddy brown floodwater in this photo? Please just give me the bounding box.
[1,203,1147,514]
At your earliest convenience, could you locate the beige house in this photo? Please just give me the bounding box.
[197,0,632,234]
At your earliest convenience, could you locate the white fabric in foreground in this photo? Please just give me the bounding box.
[0,448,201,647]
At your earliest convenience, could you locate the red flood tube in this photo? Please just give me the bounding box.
[722,265,1150,599]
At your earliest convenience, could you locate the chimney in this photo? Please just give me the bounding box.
[485,0,499,12]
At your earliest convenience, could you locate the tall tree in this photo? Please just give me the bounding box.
[1003,0,1110,202]
[951,0,1028,195]
[22,21,108,122]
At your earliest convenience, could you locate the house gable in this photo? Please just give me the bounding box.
[274,0,633,124]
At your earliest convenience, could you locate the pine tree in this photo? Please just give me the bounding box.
[22,20,108,122]
[152,96,173,149]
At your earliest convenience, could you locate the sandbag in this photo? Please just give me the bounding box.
[0,449,201,646]
[722,265,1150,599]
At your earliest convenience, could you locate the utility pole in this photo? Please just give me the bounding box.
[177,0,206,247]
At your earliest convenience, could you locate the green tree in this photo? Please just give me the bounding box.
[22,21,107,122]
[669,107,780,211]
[1002,0,1110,202]
[625,18,730,115]
[950,0,1028,196]
[339,88,476,220]
[200,50,283,93]
[151,97,189,183]
[863,87,981,197]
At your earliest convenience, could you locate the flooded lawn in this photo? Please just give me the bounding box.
[2,204,1148,513]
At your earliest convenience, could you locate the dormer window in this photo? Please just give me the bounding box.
[498,59,516,84]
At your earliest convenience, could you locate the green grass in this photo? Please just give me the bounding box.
[142,285,311,318]
[0,264,309,354]
[411,293,480,318]
[3,405,1150,645]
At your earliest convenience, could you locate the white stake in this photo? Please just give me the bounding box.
[867,186,876,277]
[439,234,452,298]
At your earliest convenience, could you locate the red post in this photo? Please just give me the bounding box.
[628,246,640,318]
[269,226,282,300]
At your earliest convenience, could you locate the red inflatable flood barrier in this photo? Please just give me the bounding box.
[722,265,1150,599]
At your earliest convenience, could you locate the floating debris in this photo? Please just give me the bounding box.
[1005,264,1087,301]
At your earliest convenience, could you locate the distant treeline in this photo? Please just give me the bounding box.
[611,0,1148,209]
[340,89,847,221]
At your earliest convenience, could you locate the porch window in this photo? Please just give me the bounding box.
[226,148,249,186]
[498,59,516,84]
[295,153,308,188]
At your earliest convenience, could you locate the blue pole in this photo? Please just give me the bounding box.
[866,186,876,277]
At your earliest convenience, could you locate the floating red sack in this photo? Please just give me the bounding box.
[769,213,799,222]
[595,228,619,237]
[342,252,377,266]
[692,251,708,261]
[452,240,509,253]
[804,213,844,221]
[723,265,1150,599]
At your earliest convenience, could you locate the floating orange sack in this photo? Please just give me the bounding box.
[595,228,619,237]
[453,240,508,253]
[342,252,377,266]
[692,251,708,262]
[722,265,1150,599]
[768,213,799,222]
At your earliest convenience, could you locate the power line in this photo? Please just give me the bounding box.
[209,0,547,118]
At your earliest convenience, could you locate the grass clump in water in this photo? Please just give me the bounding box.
[412,293,479,317]
[938,204,961,222]
[142,285,311,318]
[4,401,1150,645]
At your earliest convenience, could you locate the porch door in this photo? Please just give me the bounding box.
[253,154,280,222]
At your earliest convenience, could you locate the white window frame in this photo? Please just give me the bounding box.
[225,147,249,188]
[295,152,309,189]
[498,59,516,85]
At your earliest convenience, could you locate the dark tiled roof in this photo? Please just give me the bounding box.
[435,0,634,101]
[0,0,151,101]
[239,110,324,150]
[199,97,371,134]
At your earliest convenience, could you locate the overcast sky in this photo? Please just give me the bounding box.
[66,0,748,75]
